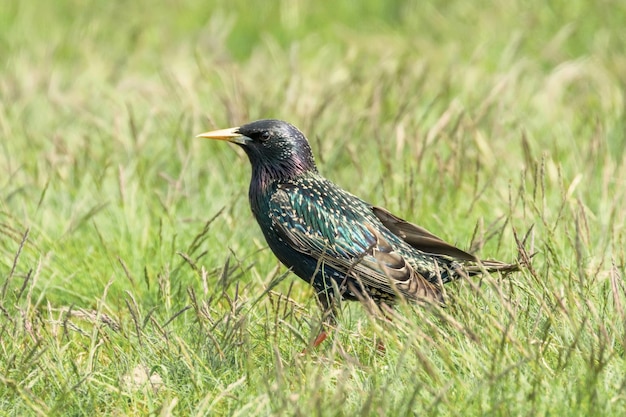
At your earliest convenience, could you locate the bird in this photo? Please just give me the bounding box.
[197,119,518,347]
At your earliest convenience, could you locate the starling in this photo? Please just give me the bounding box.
[197,119,517,346]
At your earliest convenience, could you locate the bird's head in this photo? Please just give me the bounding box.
[197,119,318,183]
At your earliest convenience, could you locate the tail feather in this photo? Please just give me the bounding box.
[462,248,540,277]
[463,259,520,276]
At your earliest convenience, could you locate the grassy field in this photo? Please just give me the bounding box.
[2,0,626,415]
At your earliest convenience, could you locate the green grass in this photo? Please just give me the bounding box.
[2,0,626,415]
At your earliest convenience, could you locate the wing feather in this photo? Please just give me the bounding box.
[269,188,442,302]
[372,206,477,261]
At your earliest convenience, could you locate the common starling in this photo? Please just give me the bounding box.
[197,119,517,346]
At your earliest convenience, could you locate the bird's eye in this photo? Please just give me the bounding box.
[259,132,271,142]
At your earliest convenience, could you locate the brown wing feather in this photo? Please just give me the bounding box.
[372,206,477,262]
[359,224,443,303]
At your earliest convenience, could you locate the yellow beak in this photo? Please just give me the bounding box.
[196,127,249,145]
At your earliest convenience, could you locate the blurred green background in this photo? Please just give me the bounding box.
[1,0,625,415]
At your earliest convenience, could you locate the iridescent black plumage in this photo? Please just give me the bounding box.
[198,119,517,341]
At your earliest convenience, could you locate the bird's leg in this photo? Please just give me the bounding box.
[376,339,386,353]
[305,289,337,350]
[375,302,395,353]
[311,330,328,348]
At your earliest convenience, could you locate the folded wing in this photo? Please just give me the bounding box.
[269,188,442,302]
[372,206,477,261]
